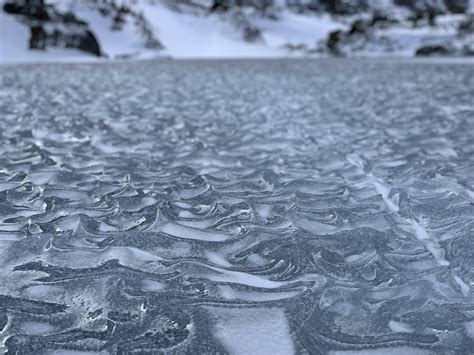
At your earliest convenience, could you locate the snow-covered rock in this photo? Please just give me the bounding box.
[324,13,473,57]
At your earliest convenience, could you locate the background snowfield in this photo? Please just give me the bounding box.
[1,0,473,62]
[0,59,473,354]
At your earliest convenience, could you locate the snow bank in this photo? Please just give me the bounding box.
[134,1,285,58]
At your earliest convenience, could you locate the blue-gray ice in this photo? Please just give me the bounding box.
[0,59,473,354]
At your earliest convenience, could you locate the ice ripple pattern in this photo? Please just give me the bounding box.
[0,60,473,354]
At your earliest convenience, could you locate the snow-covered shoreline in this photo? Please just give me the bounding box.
[1,56,473,67]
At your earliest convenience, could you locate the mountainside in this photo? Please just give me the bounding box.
[1,0,473,62]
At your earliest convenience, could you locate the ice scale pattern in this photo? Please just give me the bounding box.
[0,59,473,354]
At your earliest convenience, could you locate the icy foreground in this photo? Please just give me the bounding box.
[0,59,473,354]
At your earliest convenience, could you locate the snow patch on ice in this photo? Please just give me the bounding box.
[330,348,432,355]
[466,320,474,338]
[161,222,234,242]
[453,274,471,297]
[218,285,301,302]
[205,251,233,267]
[388,320,414,333]
[367,173,399,212]
[206,265,288,289]
[208,307,295,355]
[142,280,165,292]
[410,219,449,266]
[21,321,56,335]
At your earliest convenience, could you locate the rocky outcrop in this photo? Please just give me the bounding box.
[26,25,101,56]
[320,0,369,15]
[3,0,102,56]
[286,0,368,15]
[102,2,163,49]
[394,0,469,14]
[415,44,451,56]
[445,0,470,12]
[325,16,393,56]
[2,0,163,58]
[3,0,50,20]
[458,14,474,36]
[210,0,273,12]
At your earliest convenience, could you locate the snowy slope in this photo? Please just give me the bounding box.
[132,1,344,58]
[0,0,473,62]
[132,2,283,58]
[256,11,346,49]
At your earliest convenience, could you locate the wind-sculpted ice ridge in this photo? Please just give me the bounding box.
[0,59,473,354]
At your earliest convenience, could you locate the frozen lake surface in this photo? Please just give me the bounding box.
[0,59,473,354]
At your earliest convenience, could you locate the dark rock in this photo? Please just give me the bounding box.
[349,19,369,34]
[210,0,272,12]
[77,30,102,57]
[324,0,368,15]
[444,0,469,13]
[369,13,399,28]
[395,0,468,14]
[145,35,163,49]
[210,0,230,12]
[243,24,261,42]
[462,46,474,56]
[29,25,46,50]
[458,15,474,36]
[326,30,343,56]
[286,0,322,13]
[428,10,437,26]
[67,30,102,57]
[3,0,50,20]
[283,43,309,52]
[229,9,262,42]
[370,13,388,26]
[99,6,111,16]
[62,11,87,26]
[409,12,424,27]
[49,29,60,46]
[287,0,368,15]
[415,44,451,56]
[112,13,126,31]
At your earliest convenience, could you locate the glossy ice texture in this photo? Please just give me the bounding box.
[0,59,473,354]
